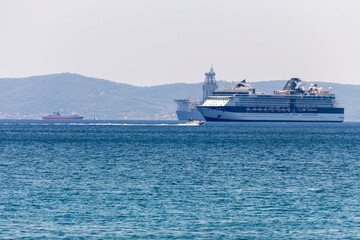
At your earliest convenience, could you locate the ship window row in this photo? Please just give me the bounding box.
[296,102,334,105]
[296,104,334,107]
[214,92,248,95]
[302,96,334,98]
[235,98,291,101]
[235,100,291,104]
[235,103,291,106]
[235,99,334,104]
[296,100,333,102]
[296,101,334,105]
[236,95,335,100]
[235,104,335,107]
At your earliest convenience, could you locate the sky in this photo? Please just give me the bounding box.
[0,0,359,86]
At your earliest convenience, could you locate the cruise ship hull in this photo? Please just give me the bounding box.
[197,107,344,122]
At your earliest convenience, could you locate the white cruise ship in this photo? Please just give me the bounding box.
[196,78,344,122]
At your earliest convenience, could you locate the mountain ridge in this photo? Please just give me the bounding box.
[0,73,358,120]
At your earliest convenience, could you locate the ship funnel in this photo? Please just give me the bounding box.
[283,78,302,91]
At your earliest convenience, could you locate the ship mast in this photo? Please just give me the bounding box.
[202,65,218,102]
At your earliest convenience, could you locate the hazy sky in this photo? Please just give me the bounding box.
[1,0,359,86]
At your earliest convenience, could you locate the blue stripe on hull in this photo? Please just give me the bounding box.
[203,116,343,122]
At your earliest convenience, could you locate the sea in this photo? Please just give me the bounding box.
[0,120,359,239]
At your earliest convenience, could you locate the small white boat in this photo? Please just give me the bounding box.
[185,119,205,125]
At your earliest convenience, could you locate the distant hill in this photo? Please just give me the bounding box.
[0,73,358,120]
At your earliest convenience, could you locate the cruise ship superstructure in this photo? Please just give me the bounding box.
[196,78,344,122]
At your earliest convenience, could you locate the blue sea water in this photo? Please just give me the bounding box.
[0,120,359,239]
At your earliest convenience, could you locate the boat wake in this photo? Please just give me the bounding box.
[0,121,204,126]
[68,123,201,126]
